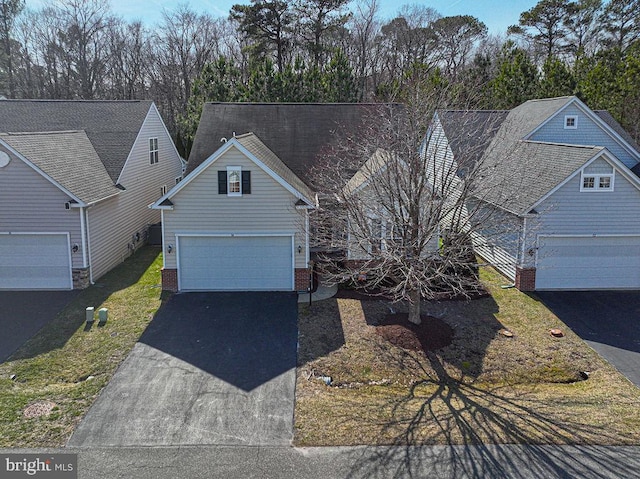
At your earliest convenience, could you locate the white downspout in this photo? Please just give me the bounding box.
[79,207,88,268]
[86,207,95,284]
[161,209,166,268]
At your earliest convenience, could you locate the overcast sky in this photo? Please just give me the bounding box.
[25,1,539,35]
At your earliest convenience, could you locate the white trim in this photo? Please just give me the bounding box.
[0,140,86,206]
[525,97,640,161]
[580,171,614,192]
[226,165,242,196]
[86,208,94,284]
[0,232,73,290]
[305,209,310,268]
[175,232,296,292]
[161,209,166,269]
[150,138,314,208]
[116,103,184,185]
[80,207,88,268]
[526,149,640,213]
[564,114,578,129]
[149,137,159,164]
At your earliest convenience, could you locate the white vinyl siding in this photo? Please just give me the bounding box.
[87,105,183,281]
[162,146,307,271]
[0,233,72,289]
[0,146,84,270]
[530,104,639,168]
[178,235,293,291]
[536,235,640,290]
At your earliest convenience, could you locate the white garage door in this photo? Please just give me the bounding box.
[0,233,72,290]
[178,235,293,291]
[536,235,640,290]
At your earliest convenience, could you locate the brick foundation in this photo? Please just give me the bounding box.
[295,268,311,291]
[72,268,90,289]
[162,268,178,292]
[515,267,536,291]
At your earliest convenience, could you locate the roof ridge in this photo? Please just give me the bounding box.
[0,99,151,104]
[205,102,400,106]
[1,129,85,136]
[523,139,603,149]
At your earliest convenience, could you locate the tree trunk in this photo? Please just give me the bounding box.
[407,288,421,325]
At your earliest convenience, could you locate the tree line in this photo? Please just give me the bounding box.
[0,0,639,155]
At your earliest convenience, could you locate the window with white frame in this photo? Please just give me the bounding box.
[160,184,167,196]
[228,168,241,194]
[149,138,159,164]
[564,115,578,129]
[581,172,614,191]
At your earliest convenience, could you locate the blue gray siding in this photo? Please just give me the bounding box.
[530,104,639,168]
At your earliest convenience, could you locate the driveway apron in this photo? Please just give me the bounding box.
[0,291,78,363]
[68,291,298,447]
[537,291,640,387]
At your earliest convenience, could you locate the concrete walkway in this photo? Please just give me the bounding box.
[4,445,640,479]
[298,280,337,304]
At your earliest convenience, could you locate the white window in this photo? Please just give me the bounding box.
[564,115,578,129]
[581,172,614,191]
[160,185,167,196]
[227,166,242,196]
[175,175,183,184]
[149,138,159,164]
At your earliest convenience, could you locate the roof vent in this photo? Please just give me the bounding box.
[220,137,227,143]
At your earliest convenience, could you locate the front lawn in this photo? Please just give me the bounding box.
[295,267,640,446]
[0,247,165,447]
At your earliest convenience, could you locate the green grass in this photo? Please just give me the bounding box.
[295,266,640,446]
[0,246,165,447]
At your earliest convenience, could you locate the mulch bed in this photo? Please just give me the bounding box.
[375,313,454,352]
[334,287,489,302]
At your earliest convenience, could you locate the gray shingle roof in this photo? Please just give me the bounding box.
[187,103,390,186]
[437,110,509,169]
[593,110,640,153]
[235,133,315,203]
[0,99,153,182]
[476,141,604,215]
[1,131,120,204]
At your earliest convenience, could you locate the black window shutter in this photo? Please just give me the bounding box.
[218,171,227,194]
[242,170,251,194]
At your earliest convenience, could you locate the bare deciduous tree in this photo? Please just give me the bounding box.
[310,90,524,325]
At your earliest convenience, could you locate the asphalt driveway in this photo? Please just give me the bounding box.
[537,291,640,387]
[69,291,298,447]
[0,290,78,362]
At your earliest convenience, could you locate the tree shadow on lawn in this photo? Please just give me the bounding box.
[358,295,504,381]
[298,298,347,366]
[8,246,161,361]
[342,343,633,479]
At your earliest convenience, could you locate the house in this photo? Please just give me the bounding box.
[152,103,378,292]
[0,100,184,290]
[433,96,640,291]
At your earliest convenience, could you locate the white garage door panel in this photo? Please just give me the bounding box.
[179,235,293,291]
[0,234,72,289]
[537,236,640,290]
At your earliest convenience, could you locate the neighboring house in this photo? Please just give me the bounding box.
[0,100,184,290]
[152,102,377,292]
[433,96,640,291]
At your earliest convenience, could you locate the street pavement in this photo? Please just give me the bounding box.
[4,445,640,479]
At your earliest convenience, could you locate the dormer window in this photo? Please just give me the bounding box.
[564,115,578,129]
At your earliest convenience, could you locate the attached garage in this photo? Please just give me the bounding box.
[536,235,640,290]
[177,235,294,291]
[0,233,73,290]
